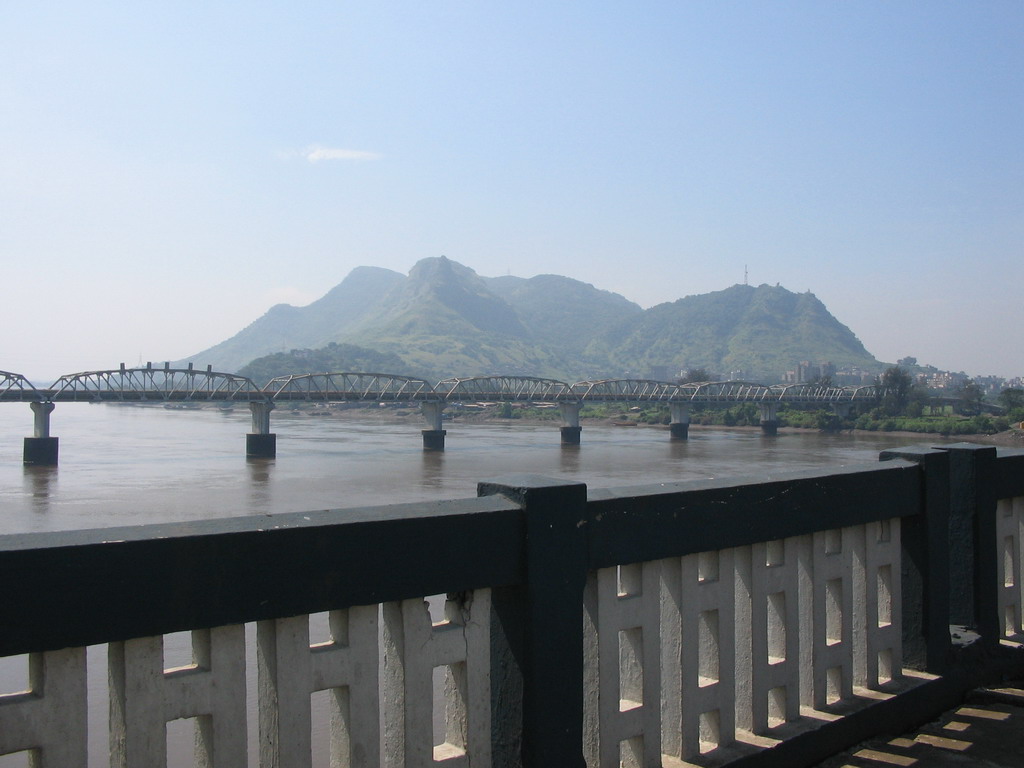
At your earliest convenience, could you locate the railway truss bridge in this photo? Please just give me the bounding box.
[1,365,880,464]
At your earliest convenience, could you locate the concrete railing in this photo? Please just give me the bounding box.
[1,443,1023,767]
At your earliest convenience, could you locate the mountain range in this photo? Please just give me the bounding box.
[179,256,881,383]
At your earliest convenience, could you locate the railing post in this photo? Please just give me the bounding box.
[941,443,999,646]
[879,446,951,672]
[478,474,588,768]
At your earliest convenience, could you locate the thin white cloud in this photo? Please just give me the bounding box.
[302,145,381,163]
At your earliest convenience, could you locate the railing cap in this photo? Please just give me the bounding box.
[880,444,952,462]
[478,474,587,506]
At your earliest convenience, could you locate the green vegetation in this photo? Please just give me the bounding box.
[851,413,1008,435]
[238,343,413,386]
[484,273,643,362]
[1000,388,1024,411]
[836,367,1018,436]
[998,388,1024,426]
[594,284,879,381]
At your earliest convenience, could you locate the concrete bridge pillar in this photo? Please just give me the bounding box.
[759,402,779,436]
[559,402,582,445]
[247,401,276,458]
[24,401,58,465]
[669,402,690,440]
[421,401,446,451]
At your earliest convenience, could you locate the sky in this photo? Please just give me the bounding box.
[2,2,1021,382]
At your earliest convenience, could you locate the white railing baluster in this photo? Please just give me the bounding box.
[0,647,88,767]
[740,536,803,734]
[109,624,246,768]
[257,604,380,768]
[997,497,1024,639]
[383,590,491,768]
[674,548,736,760]
[808,526,863,708]
[585,562,662,767]
[864,519,902,686]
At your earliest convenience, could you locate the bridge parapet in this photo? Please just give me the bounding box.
[4,448,1024,765]
[46,364,265,403]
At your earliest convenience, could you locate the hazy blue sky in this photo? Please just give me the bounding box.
[2,2,1021,381]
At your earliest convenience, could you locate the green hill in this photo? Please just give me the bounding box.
[484,274,643,363]
[180,257,882,383]
[174,266,404,372]
[238,342,412,386]
[595,284,878,380]
[347,257,561,379]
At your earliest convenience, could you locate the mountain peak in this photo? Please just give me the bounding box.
[397,256,527,337]
[179,256,880,381]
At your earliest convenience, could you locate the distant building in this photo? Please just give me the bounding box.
[975,375,1006,395]
[783,361,836,384]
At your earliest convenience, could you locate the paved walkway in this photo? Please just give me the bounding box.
[815,685,1024,767]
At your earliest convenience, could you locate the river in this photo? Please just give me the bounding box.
[0,402,945,535]
[0,403,947,767]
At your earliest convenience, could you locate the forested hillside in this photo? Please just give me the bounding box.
[181,257,881,382]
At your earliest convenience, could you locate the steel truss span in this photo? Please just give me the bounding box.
[0,371,42,403]
[264,372,437,402]
[770,382,878,403]
[572,379,689,402]
[436,376,572,402]
[571,379,879,404]
[47,365,265,403]
[0,367,881,405]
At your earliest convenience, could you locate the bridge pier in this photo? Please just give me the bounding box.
[24,402,58,465]
[246,402,276,458]
[759,402,779,436]
[559,402,582,445]
[421,401,446,451]
[669,402,690,440]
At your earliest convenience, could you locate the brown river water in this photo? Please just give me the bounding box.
[0,402,947,535]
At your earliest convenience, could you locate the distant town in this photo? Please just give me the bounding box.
[649,358,1022,398]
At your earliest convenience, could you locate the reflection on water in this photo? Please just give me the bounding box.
[666,437,691,463]
[420,448,446,489]
[559,442,581,474]
[246,457,273,508]
[23,465,56,515]
[246,458,273,482]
